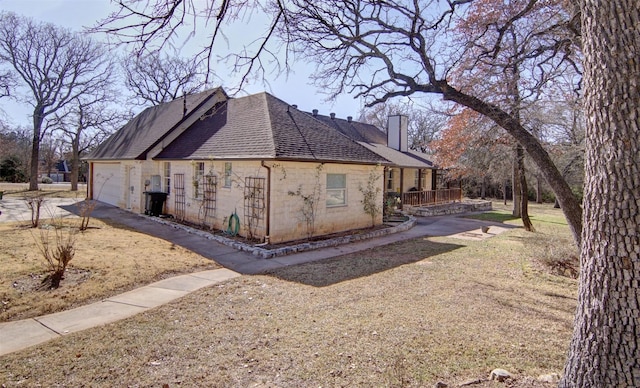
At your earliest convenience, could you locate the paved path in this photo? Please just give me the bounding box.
[0,197,84,224]
[0,199,514,356]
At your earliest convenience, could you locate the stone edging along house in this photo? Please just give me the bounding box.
[85,88,437,244]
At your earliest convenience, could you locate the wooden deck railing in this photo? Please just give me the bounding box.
[401,188,462,207]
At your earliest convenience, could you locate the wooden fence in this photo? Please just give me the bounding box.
[401,188,462,207]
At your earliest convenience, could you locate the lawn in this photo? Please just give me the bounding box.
[0,183,88,199]
[0,193,220,321]
[0,200,579,387]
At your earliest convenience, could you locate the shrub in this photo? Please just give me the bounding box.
[41,176,53,184]
[36,222,77,289]
[25,194,46,227]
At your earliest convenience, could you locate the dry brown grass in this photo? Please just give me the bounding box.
[0,183,87,199]
[0,203,577,387]
[0,217,220,322]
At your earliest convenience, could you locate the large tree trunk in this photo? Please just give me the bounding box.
[28,108,44,191]
[560,0,639,386]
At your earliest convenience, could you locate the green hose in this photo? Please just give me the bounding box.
[227,211,240,236]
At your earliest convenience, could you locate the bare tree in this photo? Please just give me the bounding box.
[95,0,583,246]
[52,99,128,191]
[0,12,114,191]
[0,70,13,98]
[95,1,286,90]
[360,100,447,153]
[123,51,206,106]
[38,135,62,182]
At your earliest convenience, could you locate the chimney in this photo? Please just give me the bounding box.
[183,95,187,117]
[330,112,336,119]
[387,115,408,152]
[347,116,352,122]
[312,109,318,116]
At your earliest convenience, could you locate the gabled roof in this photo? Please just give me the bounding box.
[85,88,224,160]
[309,112,435,169]
[155,93,387,165]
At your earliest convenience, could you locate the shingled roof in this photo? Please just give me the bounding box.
[85,88,224,160]
[311,113,388,144]
[309,111,435,169]
[154,92,387,165]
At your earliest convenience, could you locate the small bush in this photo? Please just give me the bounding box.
[25,195,46,227]
[36,222,77,289]
[41,176,53,184]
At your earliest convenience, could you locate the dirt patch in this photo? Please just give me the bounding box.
[10,267,93,292]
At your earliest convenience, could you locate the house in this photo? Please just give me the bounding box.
[308,111,438,198]
[85,88,449,243]
[40,160,70,182]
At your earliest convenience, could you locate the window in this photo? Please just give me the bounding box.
[224,162,232,187]
[326,173,346,206]
[194,162,205,198]
[386,169,394,190]
[163,162,171,194]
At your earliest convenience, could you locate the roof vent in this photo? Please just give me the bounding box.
[312,109,318,116]
[291,104,298,109]
[330,112,336,119]
[347,116,352,122]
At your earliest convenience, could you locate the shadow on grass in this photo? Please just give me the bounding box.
[264,238,465,287]
[469,280,576,329]
[464,211,519,223]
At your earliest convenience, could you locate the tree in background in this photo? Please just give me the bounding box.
[51,98,128,191]
[123,51,207,106]
[359,101,447,153]
[430,108,513,201]
[98,2,639,382]
[0,126,31,182]
[96,1,583,245]
[0,12,113,191]
[38,135,62,182]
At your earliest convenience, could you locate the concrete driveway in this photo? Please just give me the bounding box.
[0,197,84,224]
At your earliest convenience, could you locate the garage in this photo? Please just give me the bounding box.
[91,162,122,206]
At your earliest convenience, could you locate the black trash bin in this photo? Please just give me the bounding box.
[144,192,168,216]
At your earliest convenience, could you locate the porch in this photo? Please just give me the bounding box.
[400,188,463,208]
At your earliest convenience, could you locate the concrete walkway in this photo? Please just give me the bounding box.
[0,269,240,356]
[0,199,514,357]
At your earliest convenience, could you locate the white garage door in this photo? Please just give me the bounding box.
[93,163,122,206]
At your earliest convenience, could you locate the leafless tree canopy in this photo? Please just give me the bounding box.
[123,52,206,106]
[0,12,115,190]
[95,0,286,89]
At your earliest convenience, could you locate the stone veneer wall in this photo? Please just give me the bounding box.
[404,200,492,217]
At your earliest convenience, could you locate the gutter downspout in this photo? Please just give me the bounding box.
[261,161,271,243]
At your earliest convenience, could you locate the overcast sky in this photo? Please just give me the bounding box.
[0,0,364,127]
